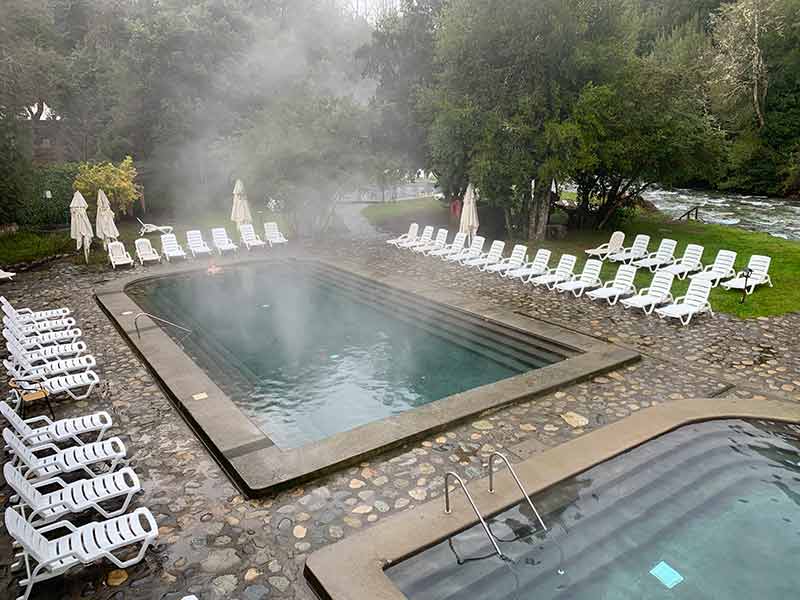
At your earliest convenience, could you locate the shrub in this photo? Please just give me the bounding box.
[17,163,80,228]
[73,156,142,214]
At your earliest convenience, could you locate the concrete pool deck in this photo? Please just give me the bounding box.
[0,237,798,600]
[95,257,638,495]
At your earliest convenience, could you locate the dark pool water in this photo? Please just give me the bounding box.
[387,419,800,599]
[129,264,535,448]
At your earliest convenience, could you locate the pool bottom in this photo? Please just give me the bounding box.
[386,419,800,599]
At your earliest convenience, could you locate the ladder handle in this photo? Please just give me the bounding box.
[444,472,504,560]
[488,452,547,532]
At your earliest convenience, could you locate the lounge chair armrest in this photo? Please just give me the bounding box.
[15,308,33,314]
[31,442,61,455]
[639,287,651,296]
[673,295,687,303]
[32,476,68,489]
[603,281,616,288]
[592,243,609,252]
[23,415,52,426]
[37,518,78,534]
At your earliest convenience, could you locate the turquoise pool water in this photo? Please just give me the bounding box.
[129,264,540,448]
[387,419,800,599]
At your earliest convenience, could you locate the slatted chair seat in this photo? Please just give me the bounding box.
[428,233,466,258]
[656,278,714,325]
[530,255,578,290]
[555,259,603,297]
[107,242,134,269]
[621,271,675,314]
[587,264,638,305]
[186,230,213,258]
[5,354,96,383]
[211,228,238,254]
[506,249,552,282]
[264,222,288,246]
[485,244,528,275]
[239,224,267,250]
[3,327,83,351]
[387,223,419,246]
[448,236,485,263]
[608,234,650,264]
[160,234,188,261]
[399,225,434,249]
[1,297,71,324]
[658,244,704,279]
[0,400,112,447]
[4,316,77,336]
[689,249,737,287]
[134,238,161,265]
[414,228,448,254]
[632,239,678,272]
[721,255,773,295]
[4,331,87,364]
[464,240,505,269]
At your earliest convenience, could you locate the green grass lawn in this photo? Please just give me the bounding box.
[0,230,74,265]
[363,198,800,319]
[361,196,445,224]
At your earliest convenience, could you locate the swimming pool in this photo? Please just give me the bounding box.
[386,419,800,599]
[129,263,553,448]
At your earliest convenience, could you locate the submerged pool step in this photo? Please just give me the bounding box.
[309,268,567,368]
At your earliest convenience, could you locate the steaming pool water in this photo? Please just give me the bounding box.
[128,263,547,448]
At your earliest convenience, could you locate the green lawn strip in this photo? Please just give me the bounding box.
[0,230,74,265]
[362,196,444,226]
[364,197,800,318]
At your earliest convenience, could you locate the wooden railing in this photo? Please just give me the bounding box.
[677,206,702,221]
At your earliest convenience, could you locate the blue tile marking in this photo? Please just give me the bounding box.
[650,561,684,589]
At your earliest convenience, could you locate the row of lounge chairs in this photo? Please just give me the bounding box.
[108,222,289,269]
[1,297,157,600]
[388,225,774,325]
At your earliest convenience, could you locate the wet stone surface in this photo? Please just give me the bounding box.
[0,239,797,600]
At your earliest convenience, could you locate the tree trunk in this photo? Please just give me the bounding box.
[527,179,550,241]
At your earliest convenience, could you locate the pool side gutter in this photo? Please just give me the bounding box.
[304,396,800,600]
[95,254,638,497]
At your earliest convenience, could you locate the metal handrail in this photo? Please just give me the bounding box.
[678,205,702,221]
[133,312,192,342]
[444,472,504,559]
[488,452,547,533]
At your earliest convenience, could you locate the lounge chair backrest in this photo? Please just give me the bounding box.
[613,264,638,288]
[655,239,677,260]
[264,222,284,237]
[555,255,577,277]
[649,271,675,298]
[746,255,771,276]
[0,401,35,438]
[682,244,704,267]
[580,259,603,283]
[418,226,434,242]
[186,230,205,246]
[509,245,527,264]
[161,234,180,251]
[4,463,42,508]
[240,224,257,241]
[486,241,505,260]
[137,218,146,227]
[710,250,737,273]
[3,429,40,471]
[108,241,126,258]
[608,231,625,252]
[135,238,154,255]
[1,302,15,320]
[0,296,12,312]
[432,229,448,246]
[450,233,467,251]
[685,279,712,309]
[631,235,650,254]
[406,223,419,238]
[468,236,485,253]
[211,228,229,244]
[4,506,52,563]
[531,249,552,271]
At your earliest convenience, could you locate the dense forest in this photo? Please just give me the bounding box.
[1,0,798,236]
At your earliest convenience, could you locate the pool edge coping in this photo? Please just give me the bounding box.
[303,396,800,600]
[94,253,639,497]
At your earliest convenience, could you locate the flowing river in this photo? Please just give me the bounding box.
[642,188,800,240]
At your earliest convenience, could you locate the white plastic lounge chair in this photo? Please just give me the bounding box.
[632,239,677,272]
[721,255,773,295]
[387,223,419,247]
[621,271,675,315]
[4,352,96,383]
[160,234,188,262]
[137,217,173,236]
[656,278,714,325]
[658,244,704,280]
[107,241,133,270]
[9,371,101,407]
[608,235,650,263]
[587,264,638,305]
[4,332,87,365]
[555,259,603,297]
[414,228,448,254]
[3,327,82,352]
[530,255,577,290]
[689,249,737,287]
[186,230,213,258]
[586,231,625,261]
[485,244,528,275]
[0,401,112,448]
[506,249,552,282]
[134,238,161,265]
[264,222,288,246]
[211,228,238,255]
[4,428,127,482]
[3,316,77,336]
[239,224,267,251]
[1,269,15,281]
[429,233,466,258]
[399,225,434,249]
[1,297,70,323]
[464,241,506,270]
[5,505,157,600]
[448,236,485,263]
[5,463,140,525]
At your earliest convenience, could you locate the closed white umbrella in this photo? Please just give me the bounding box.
[95,189,119,249]
[459,183,480,243]
[70,191,93,263]
[231,179,253,227]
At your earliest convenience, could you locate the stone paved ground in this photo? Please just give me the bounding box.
[0,240,798,600]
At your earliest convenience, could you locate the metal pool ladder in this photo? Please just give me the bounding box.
[488,452,547,532]
[444,472,504,559]
[133,313,193,345]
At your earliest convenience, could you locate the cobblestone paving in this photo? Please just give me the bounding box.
[0,240,797,600]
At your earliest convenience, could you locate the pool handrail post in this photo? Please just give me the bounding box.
[488,452,548,532]
[443,471,504,559]
[133,312,193,343]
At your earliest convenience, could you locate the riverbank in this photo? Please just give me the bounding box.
[363,199,800,319]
